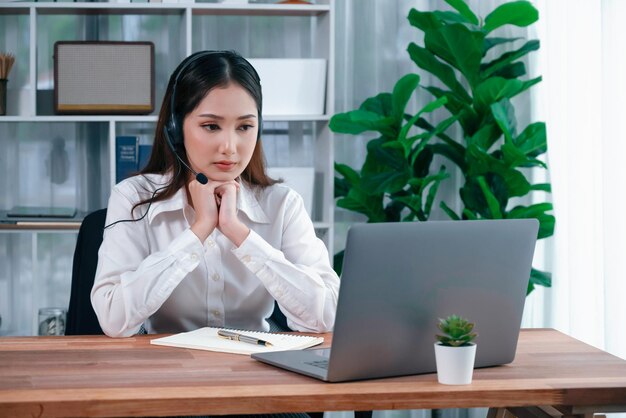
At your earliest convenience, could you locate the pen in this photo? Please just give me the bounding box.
[217,329,273,347]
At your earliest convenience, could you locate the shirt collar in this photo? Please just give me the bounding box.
[145,174,270,225]
[145,173,185,224]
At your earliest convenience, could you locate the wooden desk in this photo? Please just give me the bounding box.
[1,329,625,418]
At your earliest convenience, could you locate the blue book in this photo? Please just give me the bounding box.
[115,136,138,183]
[138,144,153,172]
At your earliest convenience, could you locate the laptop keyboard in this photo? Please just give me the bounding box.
[305,360,329,370]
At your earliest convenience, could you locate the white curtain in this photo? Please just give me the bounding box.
[534,0,626,360]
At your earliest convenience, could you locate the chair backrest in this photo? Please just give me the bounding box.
[66,208,107,335]
[65,208,290,335]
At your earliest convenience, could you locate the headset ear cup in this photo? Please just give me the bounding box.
[166,117,180,147]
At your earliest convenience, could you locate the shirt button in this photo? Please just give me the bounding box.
[207,240,216,248]
[190,253,198,262]
[212,310,221,317]
[211,273,221,282]
[242,255,251,263]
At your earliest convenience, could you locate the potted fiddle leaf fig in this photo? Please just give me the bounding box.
[332,0,554,294]
[434,314,478,385]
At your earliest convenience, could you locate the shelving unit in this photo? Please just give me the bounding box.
[0,0,335,336]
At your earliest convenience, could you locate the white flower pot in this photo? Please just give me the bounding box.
[434,342,477,385]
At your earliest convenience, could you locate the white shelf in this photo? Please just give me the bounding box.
[0,2,330,16]
[0,0,336,337]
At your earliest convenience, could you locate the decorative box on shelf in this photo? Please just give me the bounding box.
[248,59,326,116]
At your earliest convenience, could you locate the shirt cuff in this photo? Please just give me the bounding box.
[231,229,276,274]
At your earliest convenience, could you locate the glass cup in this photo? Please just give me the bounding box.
[38,307,67,336]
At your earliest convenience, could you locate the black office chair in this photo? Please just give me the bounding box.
[66,208,107,335]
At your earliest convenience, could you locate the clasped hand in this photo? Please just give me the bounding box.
[189,179,249,246]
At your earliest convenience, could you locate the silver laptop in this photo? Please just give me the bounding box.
[252,219,539,382]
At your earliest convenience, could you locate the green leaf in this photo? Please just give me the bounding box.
[365,138,407,173]
[483,37,522,55]
[444,0,479,25]
[515,122,547,156]
[411,144,435,178]
[362,92,393,116]
[483,1,539,33]
[433,11,474,25]
[530,268,552,287]
[489,62,527,79]
[360,139,411,195]
[408,8,443,32]
[491,100,515,143]
[414,116,466,165]
[335,176,349,198]
[431,143,466,171]
[440,201,461,220]
[399,96,448,152]
[362,170,410,195]
[477,176,502,219]
[508,202,553,218]
[475,77,538,110]
[392,195,425,221]
[337,188,386,222]
[334,162,360,186]
[425,167,449,216]
[527,268,552,294]
[334,163,361,199]
[408,43,472,103]
[392,74,421,122]
[462,208,478,220]
[423,86,467,115]
[468,123,501,151]
[424,24,485,88]
[501,141,530,167]
[530,183,551,192]
[507,203,555,239]
[408,116,456,168]
[330,109,395,136]
[461,175,507,219]
[466,144,531,197]
[481,40,540,79]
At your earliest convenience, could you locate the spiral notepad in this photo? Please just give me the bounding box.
[150,327,324,355]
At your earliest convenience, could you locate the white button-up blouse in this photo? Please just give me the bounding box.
[91,173,339,337]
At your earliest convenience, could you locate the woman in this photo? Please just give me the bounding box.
[91,50,339,338]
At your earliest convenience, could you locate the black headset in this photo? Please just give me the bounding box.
[163,50,263,185]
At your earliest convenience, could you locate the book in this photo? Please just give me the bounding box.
[150,327,324,355]
[115,135,138,184]
[138,144,152,172]
[116,137,153,183]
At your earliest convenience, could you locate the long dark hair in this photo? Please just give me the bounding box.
[133,50,277,214]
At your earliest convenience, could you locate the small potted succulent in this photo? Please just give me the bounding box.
[434,315,478,385]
